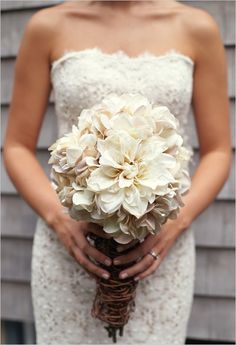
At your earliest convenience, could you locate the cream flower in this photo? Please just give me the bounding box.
[48,92,192,243]
[86,131,179,218]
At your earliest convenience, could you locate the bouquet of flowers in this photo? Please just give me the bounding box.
[48,93,193,342]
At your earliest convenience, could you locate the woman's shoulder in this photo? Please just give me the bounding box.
[177,3,222,45]
[22,3,80,53]
[22,6,62,45]
[26,2,98,37]
[174,2,224,62]
[43,1,99,18]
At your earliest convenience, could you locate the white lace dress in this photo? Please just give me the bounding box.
[31,47,196,345]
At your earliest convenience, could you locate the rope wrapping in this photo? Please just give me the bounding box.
[89,233,140,343]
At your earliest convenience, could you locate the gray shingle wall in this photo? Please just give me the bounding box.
[1,0,235,342]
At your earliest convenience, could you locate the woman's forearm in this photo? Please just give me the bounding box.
[3,145,64,228]
[175,149,232,232]
[3,145,232,235]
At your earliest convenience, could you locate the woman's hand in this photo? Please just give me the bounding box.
[50,211,113,281]
[112,219,188,281]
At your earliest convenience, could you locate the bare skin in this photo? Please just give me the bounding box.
[50,0,196,63]
[3,0,232,281]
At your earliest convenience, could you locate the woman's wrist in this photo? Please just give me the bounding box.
[159,211,193,241]
[172,212,193,237]
[44,207,69,231]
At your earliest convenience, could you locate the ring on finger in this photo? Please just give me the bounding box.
[147,249,160,261]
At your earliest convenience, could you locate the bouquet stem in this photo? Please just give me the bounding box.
[89,233,140,343]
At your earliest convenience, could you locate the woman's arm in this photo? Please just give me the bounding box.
[3,9,64,227]
[112,11,232,279]
[175,10,232,232]
[3,9,113,280]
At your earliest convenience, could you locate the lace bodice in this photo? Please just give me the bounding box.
[50,47,194,152]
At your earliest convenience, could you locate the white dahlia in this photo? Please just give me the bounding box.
[48,93,193,243]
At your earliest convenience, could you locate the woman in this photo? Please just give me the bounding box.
[3,0,231,344]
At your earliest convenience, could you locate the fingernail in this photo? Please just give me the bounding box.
[113,259,120,265]
[134,276,140,281]
[120,272,128,279]
[102,273,110,280]
[104,259,112,266]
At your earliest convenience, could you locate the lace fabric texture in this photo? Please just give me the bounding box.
[31,47,196,344]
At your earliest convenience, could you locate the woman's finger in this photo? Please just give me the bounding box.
[73,233,112,267]
[85,243,112,267]
[82,266,99,281]
[118,253,154,279]
[135,249,165,281]
[72,246,111,280]
[116,239,140,253]
[113,234,160,265]
[87,223,112,239]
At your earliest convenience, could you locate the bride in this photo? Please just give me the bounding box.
[3,0,231,344]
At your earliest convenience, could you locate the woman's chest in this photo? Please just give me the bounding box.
[50,49,194,121]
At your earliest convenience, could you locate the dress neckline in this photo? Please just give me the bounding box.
[50,46,195,74]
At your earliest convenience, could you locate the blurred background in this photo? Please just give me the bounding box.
[1,0,235,344]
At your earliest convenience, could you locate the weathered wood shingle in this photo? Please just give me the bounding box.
[1,0,235,342]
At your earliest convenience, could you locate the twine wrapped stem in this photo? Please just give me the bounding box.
[89,233,140,343]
